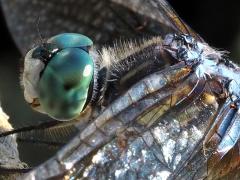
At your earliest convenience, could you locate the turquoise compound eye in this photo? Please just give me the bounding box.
[47,33,93,49]
[38,33,94,120]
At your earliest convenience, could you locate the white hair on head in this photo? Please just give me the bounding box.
[22,48,45,104]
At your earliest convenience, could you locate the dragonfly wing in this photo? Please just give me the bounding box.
[21,61,224,179]
[81,77,222,180]
[1,0,202,55]
[70,72,220,179]
[112,0,203,41]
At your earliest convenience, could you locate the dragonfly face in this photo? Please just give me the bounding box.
[1,0,240,179]
[23,33,94,120]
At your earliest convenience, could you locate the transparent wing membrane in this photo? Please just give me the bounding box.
[1,0,173,54]
[1,0,203,55]
[83,84,219,179]
[112,0,203,41]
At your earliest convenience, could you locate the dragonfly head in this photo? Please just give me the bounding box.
[23,33,94,120]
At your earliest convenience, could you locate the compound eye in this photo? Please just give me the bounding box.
[39,47,94,120]
[47,33,93,49]
[23,33,94,121]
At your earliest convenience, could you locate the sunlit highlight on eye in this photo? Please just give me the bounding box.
[83,64,92,77]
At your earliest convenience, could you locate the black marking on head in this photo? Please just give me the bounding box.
[32,43,59,78]
[79,46,91,53]
[32,43,59,65]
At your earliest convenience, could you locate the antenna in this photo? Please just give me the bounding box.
[36,16,45,46]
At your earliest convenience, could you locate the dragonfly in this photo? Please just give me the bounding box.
[1,0,240,179]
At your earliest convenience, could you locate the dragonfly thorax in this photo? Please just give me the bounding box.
[164,34,214,64]
[164,34,240,101]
